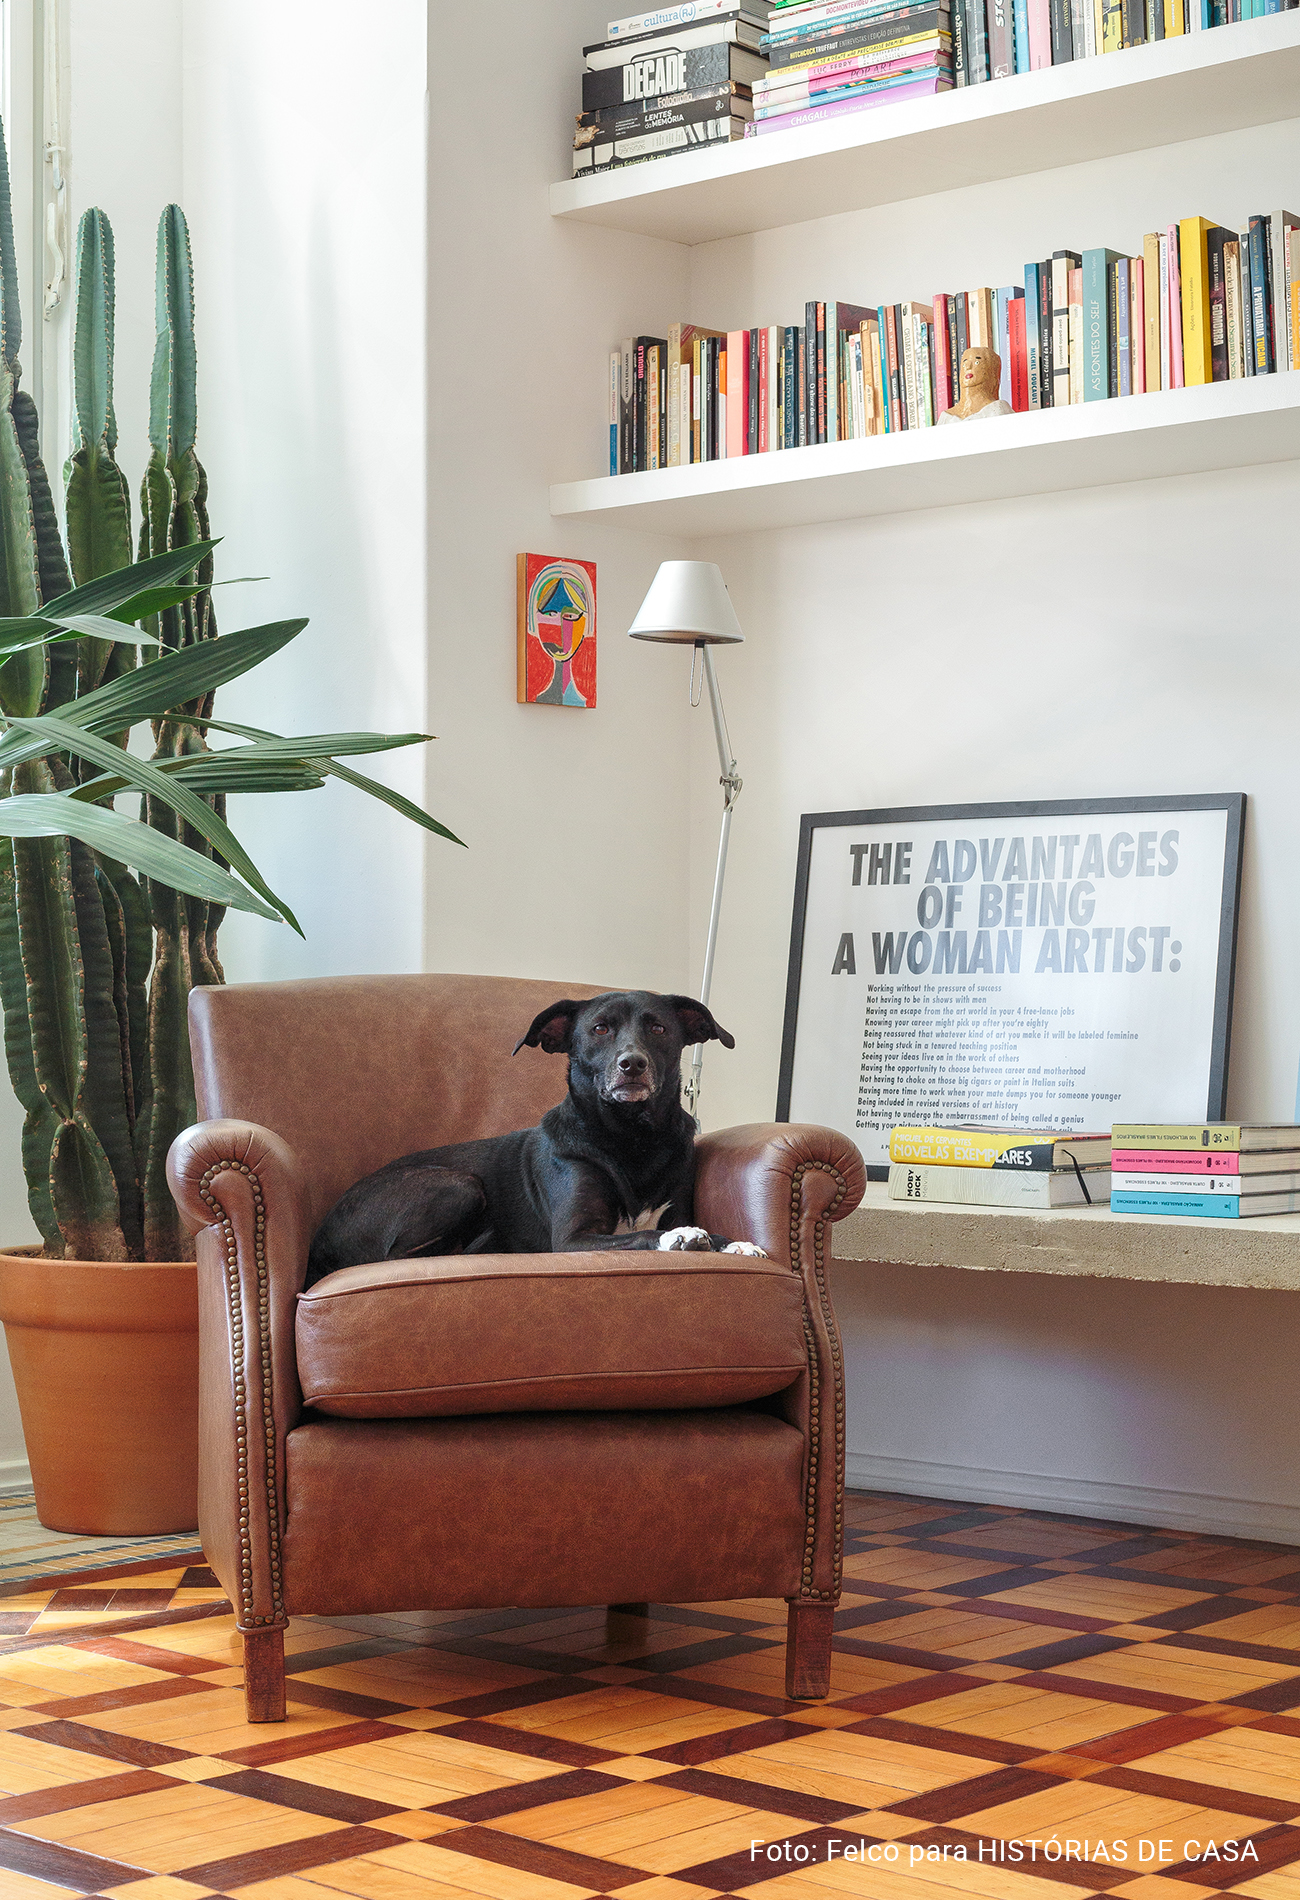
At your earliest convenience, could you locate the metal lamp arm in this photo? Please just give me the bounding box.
[685,642,741,1124]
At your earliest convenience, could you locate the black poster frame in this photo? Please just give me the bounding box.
[775,793,1247,1165]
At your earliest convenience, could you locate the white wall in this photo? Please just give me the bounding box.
[673,118,1300,1536]
[423,0,695,997]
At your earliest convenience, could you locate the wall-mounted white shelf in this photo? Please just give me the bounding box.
[550,374,1300,537]
[550,13,1300,245]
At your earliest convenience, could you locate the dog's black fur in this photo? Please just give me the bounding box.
[306,991,749,1285]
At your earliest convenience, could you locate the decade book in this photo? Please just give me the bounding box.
[889,1126,1112,1169]
[583,42,767,109]
[890,1163,1112,1207]
[1110,1123,1300,1152]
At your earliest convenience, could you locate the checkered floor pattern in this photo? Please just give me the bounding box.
[4,1493,1300,1898]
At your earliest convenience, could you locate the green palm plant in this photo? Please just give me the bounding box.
[0,155,457,1263]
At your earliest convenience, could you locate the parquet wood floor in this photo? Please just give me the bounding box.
[3,1497,1300,1899]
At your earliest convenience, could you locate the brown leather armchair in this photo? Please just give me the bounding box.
[167,974,865,1722]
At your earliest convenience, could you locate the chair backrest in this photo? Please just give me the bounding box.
[189,972,607,1229]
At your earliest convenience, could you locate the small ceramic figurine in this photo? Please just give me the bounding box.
[938,345,1013,423]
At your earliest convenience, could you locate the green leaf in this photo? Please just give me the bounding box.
[104,584,197,624]
[38,539,220,622]
[71,754,325,801]
[0,795,280,919]
[5,713,302,935]
[0,619,306,770]
[196,715,465,846]
[44,613,159,645]
[319,756,466,847]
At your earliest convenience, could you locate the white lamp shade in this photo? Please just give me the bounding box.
[627,560,744,645]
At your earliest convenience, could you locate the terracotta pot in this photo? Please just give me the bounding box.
[0,1248,199,1535]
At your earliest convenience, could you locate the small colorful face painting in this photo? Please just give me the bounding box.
[517,554,597,708]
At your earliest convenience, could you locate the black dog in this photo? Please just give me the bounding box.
[306,991,767,1284]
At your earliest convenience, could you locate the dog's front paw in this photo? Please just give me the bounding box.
[722,1241,769,1257]
[658,1225,713,1251]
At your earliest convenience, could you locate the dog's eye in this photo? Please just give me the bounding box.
[649,1023,667,1035]
[591,1022,610,1035]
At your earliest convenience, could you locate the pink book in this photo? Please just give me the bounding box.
[1130,255,1145,393]
[1027,0,1052,67]
[757,329,769,453]
[726,330,749,458]
[1167,223,1184,389]
[761,40,950,93]
[1111,1149,1240,1173]
[932,295,951,413]
[749,75,951,133]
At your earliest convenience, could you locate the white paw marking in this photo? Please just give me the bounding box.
[722,1241,769,1257]
[658,1225,713,1251]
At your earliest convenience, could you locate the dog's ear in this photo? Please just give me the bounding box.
[513,999,585,1057]
[664,996,736,1050]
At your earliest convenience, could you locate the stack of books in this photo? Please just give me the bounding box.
[887,1125,1113,1208]
[574,0,770,180]
[605,206,1298,471]
[1110,1124,1300,1217]
[752,0,954,138]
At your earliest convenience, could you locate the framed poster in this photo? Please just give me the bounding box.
[516,554,597,708]
[777,795,1246,1177]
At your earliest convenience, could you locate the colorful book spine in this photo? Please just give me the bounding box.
[609,351,620,473]
[1111,1192,1240,1216]
[1179,215,1214,385]
[1166,223,1184,387]
[1008,294,1028,408]
[1023,263,1042,408]
[748,72,951,127]
[1013,0,1031,66]
[932,296,952,413]
[1116,257,1131,395]
[1207,227,1230,382]
[1026,0,1051,63]
[1130,253,1145,392]
[1249,215,1274,373]
[726,329,749,456]
[1082,247,1120,400]
[1110,1149,1242,1171]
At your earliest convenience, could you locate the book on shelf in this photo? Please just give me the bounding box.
[1111,1189,1300,1217]
[1111,1146,1300,1172]
[607,0,773,38]
[602,193,1299,473]
[574,1,1300,185]
[889,1126,1113,1167]
[890,1162,1112,1207]
[1110,1123,1300,1150]
[1112,1169,1300,1193]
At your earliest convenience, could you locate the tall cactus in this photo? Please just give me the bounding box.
[134,206,220,1259]
[0,164,139,1258]
[0,142,459,1270]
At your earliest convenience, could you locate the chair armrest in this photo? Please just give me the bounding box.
[694,1123,865,1606]
[693,1123,866,1268]
[167,1120,309,1634]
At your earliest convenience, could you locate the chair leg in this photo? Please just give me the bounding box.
[243,1627,286,1722]
[785,1600,835,1700]
[607,1602,649,1616]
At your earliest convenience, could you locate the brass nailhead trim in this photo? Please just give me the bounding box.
[789,1160,848,1604]
[197,1159,286,1631]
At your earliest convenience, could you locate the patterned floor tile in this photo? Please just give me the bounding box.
[1,1493,1299,1896]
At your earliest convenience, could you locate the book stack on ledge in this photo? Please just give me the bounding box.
[751,0,953,139]
[574,0,770,180]
[605,209,1297,471]
[887,1125,1112,1208]
[1110,1124,1300,1217]
[749,0,1296,128]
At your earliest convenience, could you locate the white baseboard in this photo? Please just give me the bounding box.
[0,1457,32,1496]
[846,1451,1300,1548]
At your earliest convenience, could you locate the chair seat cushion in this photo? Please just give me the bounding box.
[295,1251,807,1418]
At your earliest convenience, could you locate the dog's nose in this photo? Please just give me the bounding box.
[617,1051,648,1075]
